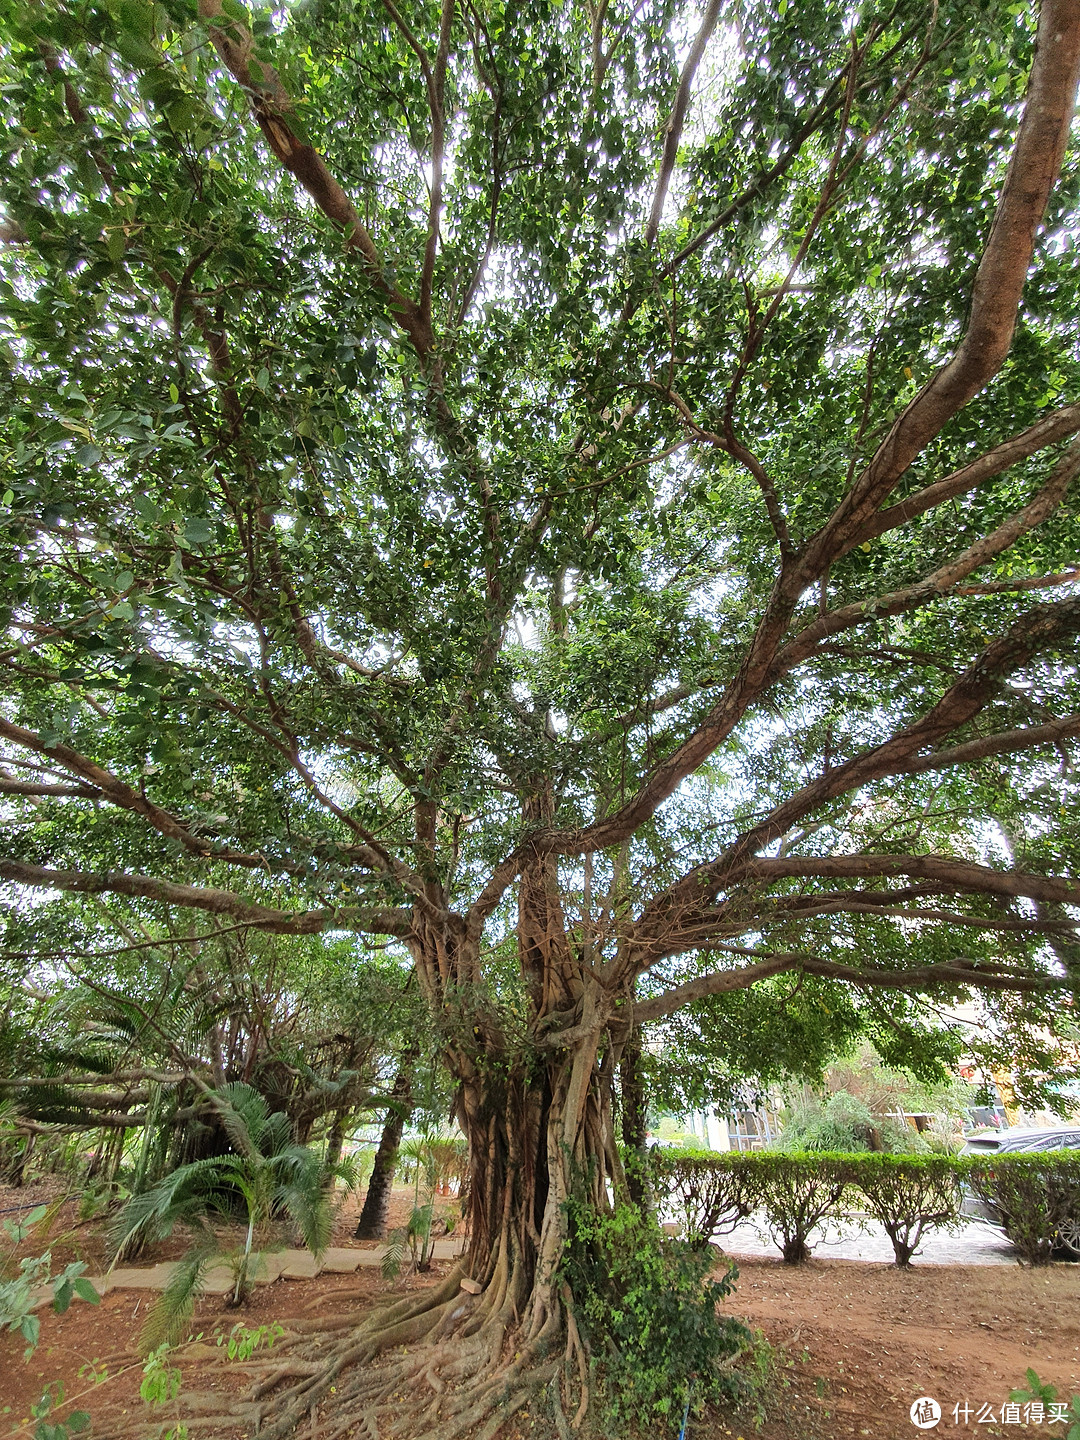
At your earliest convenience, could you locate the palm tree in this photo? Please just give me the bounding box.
[110,1082,331,1350]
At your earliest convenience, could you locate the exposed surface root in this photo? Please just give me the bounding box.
[112,1259,581,1440]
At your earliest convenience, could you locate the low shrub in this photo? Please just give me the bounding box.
[967,1153,1080,1266]
[650,1149,761,1246]
[1,1204,101,1357]
[749,1153,854,1263]
[849,1154,963,1265]
[777,1093,926,1154]
[1010,1369,1080,1437]
[560,1198,749,1433]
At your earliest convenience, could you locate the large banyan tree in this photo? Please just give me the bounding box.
[2,0,1080,1430]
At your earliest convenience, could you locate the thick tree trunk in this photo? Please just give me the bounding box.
[444,815,626,1317]
[455,996,619,1323]
[354,1060,413,1239]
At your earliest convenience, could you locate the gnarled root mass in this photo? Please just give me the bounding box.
[158,1245,587,1440]
[124,1036,616,1438]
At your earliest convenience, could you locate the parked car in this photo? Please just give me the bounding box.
[960,1126,1080,1255]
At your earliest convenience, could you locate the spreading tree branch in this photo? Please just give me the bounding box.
[0,858,413,936]
[644,0,722,246]
[198,0,434,358]
[801,0,1080,576]
[635,952,1070,1024]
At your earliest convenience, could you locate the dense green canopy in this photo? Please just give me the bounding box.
[1,0,1079,1105]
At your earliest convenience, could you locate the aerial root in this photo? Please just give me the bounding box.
[247,1286,477,1440]
[423,1358,560,1440]
[561,1288,589,1429]
[550,1374,573,1440]
[244,1361,327,1401]
[285,1312,367,1333]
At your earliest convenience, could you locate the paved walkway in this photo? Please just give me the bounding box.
[42,1240,465,1302]
[717,1215,1020,1265]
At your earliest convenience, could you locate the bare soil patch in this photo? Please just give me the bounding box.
[729,1254,1080,1440]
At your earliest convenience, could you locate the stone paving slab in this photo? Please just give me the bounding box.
[201,1264,236,1296]
[319,1248,362,1274]
[280,1252,321,1279]
[63,1241,464,1299]
[107,1262,181,1290]
[251,1253,289,1284]
[429,1239,464,1260]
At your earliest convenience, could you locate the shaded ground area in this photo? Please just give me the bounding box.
[2,1182,1078,1439]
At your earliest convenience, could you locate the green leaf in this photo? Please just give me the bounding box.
[132,494,161,521]
[183,517,214,546]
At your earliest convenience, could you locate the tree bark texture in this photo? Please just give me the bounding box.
[322,1107,348,1188]
[354,1059,414,1239]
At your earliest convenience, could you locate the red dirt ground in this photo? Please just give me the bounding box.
[3,1182,1078,1440]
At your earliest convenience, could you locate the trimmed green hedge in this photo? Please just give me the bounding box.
[847,1153,963,1266]
[649,1149,759,1242]
[649,1149,1080,1267]
[967,1152,1080,1266]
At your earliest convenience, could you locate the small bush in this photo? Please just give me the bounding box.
[561,1198,749,1433]
[1010,1369,1080,1438]
[1,1205,101,1358]
[967,1153,1080,1266]
[850,1154,963,1265]
[750,1153,853,1263]
[650,1149,760,1246]
[777,1093,927,1154]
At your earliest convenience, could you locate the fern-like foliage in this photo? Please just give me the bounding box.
[110,1081,332,1348]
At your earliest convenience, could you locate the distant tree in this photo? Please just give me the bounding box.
[2,0,1080,1429]
[354,1049,416,1240]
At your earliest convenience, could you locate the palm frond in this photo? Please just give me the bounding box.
[381,1228,407,1282]
[139,1241,216,1353]
[214,1082,268,1155]
[276,1178,332,1258]
[261,1110,294,1158]
[110,1157,236,1258]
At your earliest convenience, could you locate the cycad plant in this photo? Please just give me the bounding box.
[111,1083,330,1350]
[382,1135,437,1279]
[426,1134,468,1196]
